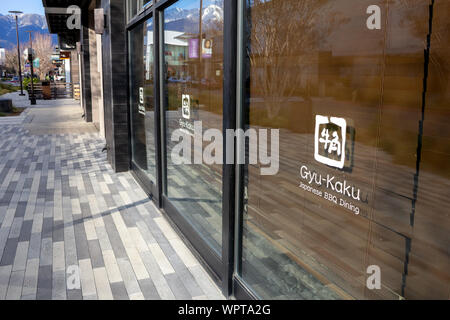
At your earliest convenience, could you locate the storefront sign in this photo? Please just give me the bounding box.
[314,115,346,169]
[298,115,367,215]
[299,165,363,215]
[201,39,212,58]
[60,51,70,60]
[179,94,194,135]
[188,39,199,59]
[182,94,190,119]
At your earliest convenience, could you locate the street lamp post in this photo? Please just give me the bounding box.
[25,31,36,105]
[199,0,203,63]
[8,10,25,96]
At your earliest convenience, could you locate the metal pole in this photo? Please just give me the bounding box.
[199,0,203,63]
[26,31,36,105]
[14,15,25,96]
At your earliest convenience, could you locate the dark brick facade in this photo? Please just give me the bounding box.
[101,0,130,172]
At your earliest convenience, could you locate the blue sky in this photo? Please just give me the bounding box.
[0,0,222,16]
[0,0,45,15]
[181,0,221,10]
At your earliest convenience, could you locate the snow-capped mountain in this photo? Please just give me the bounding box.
[164,7,198,23]
[201,5,223,23]
[0,13,54,49]
[164,4,224,32]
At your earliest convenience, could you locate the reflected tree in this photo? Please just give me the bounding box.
[247,0,337,119]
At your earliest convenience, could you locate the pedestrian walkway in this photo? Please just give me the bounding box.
[0,98,224,300]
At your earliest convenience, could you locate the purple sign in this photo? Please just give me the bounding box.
[188,39,199,59]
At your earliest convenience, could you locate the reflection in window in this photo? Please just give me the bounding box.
[129,18,156,183]
[163,0,224,255]
[127,0,153,21]
[239,0,449,300]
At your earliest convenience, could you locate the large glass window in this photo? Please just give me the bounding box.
[129,17,156,184]
[163,0,224,255]
[127,0,153,22]
[239,0,449,300]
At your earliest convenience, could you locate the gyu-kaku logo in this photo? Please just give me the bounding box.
[314,115,347,169]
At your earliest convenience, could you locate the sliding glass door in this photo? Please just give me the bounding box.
[129,17,157,193]
[161,0,225,275]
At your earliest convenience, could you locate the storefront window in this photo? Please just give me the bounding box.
[127,0,153,22]
[163,0,224,255]
[129,17,156,184]
[239,0,449,300]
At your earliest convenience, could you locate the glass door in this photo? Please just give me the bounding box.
[129,17,157,194]
[161,0,225,276]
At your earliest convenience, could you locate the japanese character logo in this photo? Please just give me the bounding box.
[182,94,191,119]
[314,115,347,169]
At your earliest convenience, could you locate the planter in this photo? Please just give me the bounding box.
[0,99,13,113]
[41,81,51,100]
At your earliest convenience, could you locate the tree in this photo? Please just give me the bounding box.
[32,33,54,80]
[247,0,338,120]
[4,45,26,75]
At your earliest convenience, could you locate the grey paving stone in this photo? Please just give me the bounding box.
[0,238,19,266]
[110,282,130,300]
[27,233,41,260]
[87,240,104,269]
[0,265,12,300]
[6,270,25,300]
[95,226,113,252]
[52,270,67,300]
[52,220,64,242]
[67,288,83,300]
[22,258,39,299]
[165,273,192,300]
[14,202,27,218]
[73,221,90,260]
[18,220,33,242]
[12,241,29,272]
[39,237,53,267]
[102,215,128,260]
[63,225,78,267]
[41,217,53,239]
[36,265,52,300]
[138,278,161,300]
[116,258,142,297]
[9,218,23,239]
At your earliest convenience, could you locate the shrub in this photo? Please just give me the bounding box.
[0,83,19,95]
[22,77,39,89]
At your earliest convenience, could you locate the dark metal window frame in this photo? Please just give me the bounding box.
[127,15,160,204]
[124,0,253,298]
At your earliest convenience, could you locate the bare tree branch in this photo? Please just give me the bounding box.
[32,33,54,80]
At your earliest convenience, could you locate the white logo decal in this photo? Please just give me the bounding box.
[138,87,145,115]
[182,94,191,119]
[314,115,346,169]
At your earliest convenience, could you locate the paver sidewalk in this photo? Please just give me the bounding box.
[0,99,224,300]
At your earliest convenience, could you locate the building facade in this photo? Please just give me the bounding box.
[42,0,450,300]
